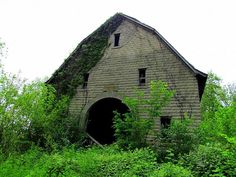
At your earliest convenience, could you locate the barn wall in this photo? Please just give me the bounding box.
[69,20,201,133]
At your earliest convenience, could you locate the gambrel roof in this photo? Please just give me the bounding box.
[47,13,207,99]
[117,13,207,99]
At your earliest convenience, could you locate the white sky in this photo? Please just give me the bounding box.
[0,0,236,84]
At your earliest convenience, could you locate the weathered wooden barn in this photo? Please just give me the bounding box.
[47,13,207,144]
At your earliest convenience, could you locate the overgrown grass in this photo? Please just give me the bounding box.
[1,142,236,177]
[0,145,191,177]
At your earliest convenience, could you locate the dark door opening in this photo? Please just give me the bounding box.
[86,98,129,145]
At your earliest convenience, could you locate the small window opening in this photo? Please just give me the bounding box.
[139,68,146,86]
[114,33,120,47]
[83,73,89,89]
[160,116,171,129]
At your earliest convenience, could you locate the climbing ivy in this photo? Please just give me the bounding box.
[48,14,125,98]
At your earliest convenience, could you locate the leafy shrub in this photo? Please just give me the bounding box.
[180,143,236,177]
[113,80,174,150]
[156,117,199,162]
[150,162,193,177]
[113,110,153,150]
[96,147,157,176]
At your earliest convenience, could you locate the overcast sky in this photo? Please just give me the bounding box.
[0,0,235,84]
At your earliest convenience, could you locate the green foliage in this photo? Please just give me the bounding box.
[180,143,236,177]
[0,145,158,177]
[199,91,236,144]
[148,80,175,119]
[216,101,236,137]
[224,83,236,105]
[157,118,198,162]
[95,146,157,177]
[0,146,44,177]
[189,72,236,176]
[0,146,80,177]
[199,72,236,143]
[151,162,193,177]
[113,110,153,150]
[0,69,30,154]
[0,64,83,155]
[201,72,227,120]
[113,80,174,150]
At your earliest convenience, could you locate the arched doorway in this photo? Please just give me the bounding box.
[86,98,129,145]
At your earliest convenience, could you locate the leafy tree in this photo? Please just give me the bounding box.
[0,70,72,155]
[214,100,236,138]
[224,83,236,105]
[0,41,81,155]
[200,72,227,120]
[199,72,236,143]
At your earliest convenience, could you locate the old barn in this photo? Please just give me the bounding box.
[47,13,207,144]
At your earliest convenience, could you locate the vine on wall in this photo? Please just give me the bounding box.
[47,14,125,98]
